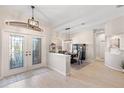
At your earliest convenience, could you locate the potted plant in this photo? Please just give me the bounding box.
[121,61,124,72]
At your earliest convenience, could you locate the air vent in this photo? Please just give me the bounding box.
[65,27,71,30]
[116,5,124,8]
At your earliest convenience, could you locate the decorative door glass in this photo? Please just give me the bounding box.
[32,38,41,65]
[9,35,24,69]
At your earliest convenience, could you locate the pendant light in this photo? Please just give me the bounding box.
[64,27,72,43]
[5,6,43,32]
[28,6,39,27]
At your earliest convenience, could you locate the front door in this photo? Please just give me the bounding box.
[27,36,42,70]
[2,32,42,76]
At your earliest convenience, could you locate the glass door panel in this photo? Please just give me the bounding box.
[32,38,41,65]
[3,32,43,77]
[9,35,24,69]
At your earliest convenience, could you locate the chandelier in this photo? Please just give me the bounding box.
[5,6,43,32]
[28,6,39,27]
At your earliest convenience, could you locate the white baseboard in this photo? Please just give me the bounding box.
[48,66,69,76]
[105,64,123,72]
[0,76,3,80]
[86,58,95,62]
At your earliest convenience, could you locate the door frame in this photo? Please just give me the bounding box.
[2,32,28,76]
[27,35,43,70]
[1,29,46,77]
[94,30,105,61]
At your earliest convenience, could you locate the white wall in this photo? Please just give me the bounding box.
[105,16,124,36]
[49,31,64,52]
[72,31,93,44]
[105,16,124,71]
[0,31,1,78]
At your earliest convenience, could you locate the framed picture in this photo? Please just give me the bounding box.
[110,36,120,48]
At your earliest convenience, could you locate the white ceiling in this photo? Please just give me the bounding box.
[0,5,124,33]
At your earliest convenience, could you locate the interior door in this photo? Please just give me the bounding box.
[28,36,42,70]
[3,32,28,76]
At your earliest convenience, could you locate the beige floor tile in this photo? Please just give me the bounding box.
[1,61,124,88]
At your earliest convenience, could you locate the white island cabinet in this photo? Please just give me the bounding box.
[105,52,124,71]
[48,53,71,76]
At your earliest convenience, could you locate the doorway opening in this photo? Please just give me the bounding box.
[94,31,105,62]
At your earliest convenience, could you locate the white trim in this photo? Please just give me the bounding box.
[3,30,46,37]
[48,66,70,76]
[1,29,47,77]
[105,63,123,72]
[0,76,3,80]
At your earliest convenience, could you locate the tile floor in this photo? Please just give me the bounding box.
[0,61,124,88]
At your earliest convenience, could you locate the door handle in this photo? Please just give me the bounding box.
[25,51,31,56]
[29,51,32,56]
[25,54,28,56]
[25,51,28,56]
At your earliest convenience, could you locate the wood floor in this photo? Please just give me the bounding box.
[2,61,124,88]
[71,61,124,87]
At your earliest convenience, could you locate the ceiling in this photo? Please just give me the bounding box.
[0,5,124,33]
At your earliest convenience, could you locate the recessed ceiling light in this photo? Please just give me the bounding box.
[81,23,85,25]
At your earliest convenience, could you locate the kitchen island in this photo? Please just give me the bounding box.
[48,53,71,76]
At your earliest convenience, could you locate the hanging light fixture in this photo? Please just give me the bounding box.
[28,5,39,27]
[5,6,43,32]
[64,27,72,43]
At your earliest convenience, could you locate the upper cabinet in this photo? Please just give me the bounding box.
[105,16,124,36]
